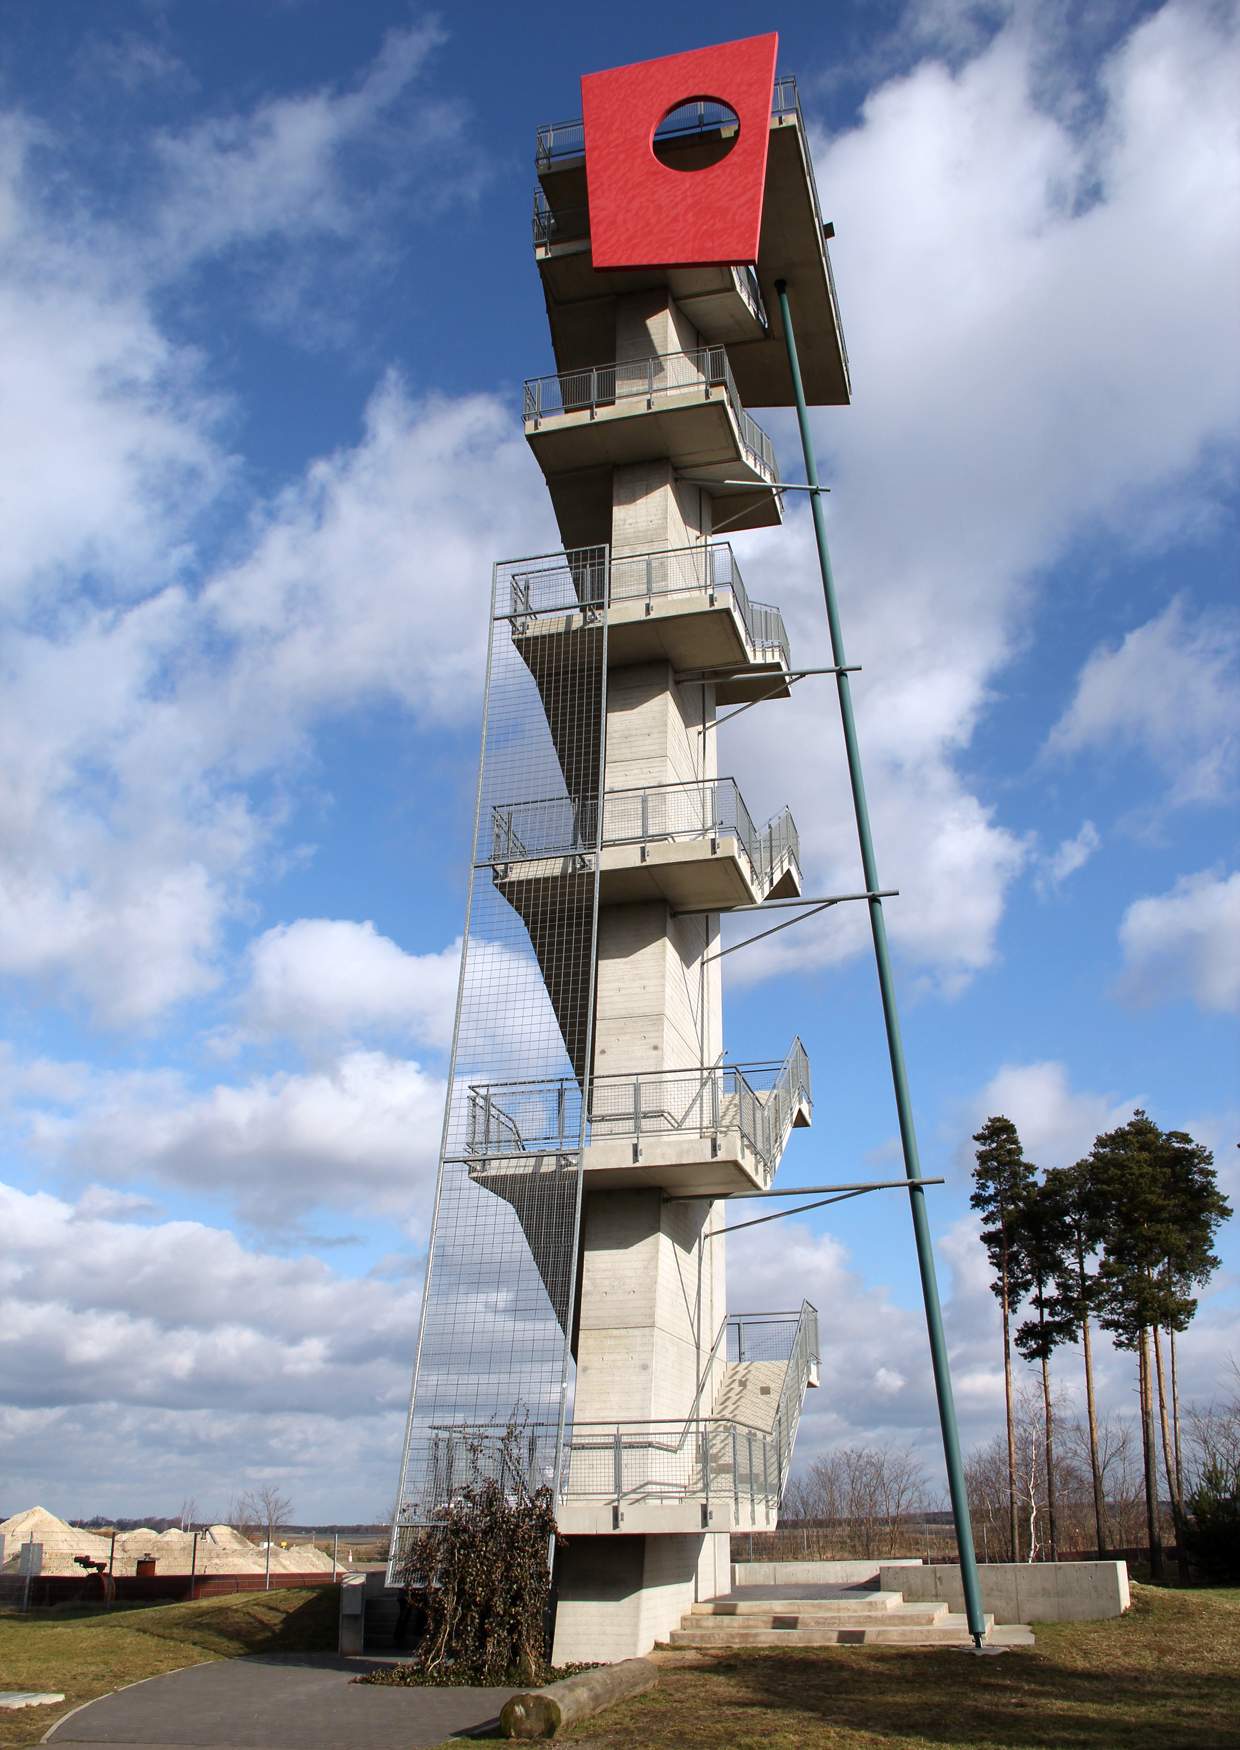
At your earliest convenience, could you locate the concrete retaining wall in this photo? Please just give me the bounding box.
[733,1558,923,1588]
[878,1561,1130,1623]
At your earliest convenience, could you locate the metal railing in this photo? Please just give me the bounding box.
[609,540,788,670]
[562,1414,778,1515]
[464,1036,810,1187]
[531,191,589,249]
[490,778,799,898]
[734,263,768,328]
[537,85,793,170]
[522,347,776,483]
[506,537,792,674]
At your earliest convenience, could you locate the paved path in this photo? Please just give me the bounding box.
[44,1656,510,1748]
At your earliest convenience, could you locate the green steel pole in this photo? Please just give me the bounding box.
[775,280,987,1646]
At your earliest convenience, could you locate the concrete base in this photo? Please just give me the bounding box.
[733,1559,922,1588]
[552,1531,728,1664]
[879,1560,1130,1623]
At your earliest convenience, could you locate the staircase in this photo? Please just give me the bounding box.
[669,1588,996,1647]
[710,1360,786,1431]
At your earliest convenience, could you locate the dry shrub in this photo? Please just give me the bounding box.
[387,1424,558,1685]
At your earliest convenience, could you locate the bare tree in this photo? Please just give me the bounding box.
[238,1485,293,1545]
[178,1497,198,1532]
[790,1444,927,1558]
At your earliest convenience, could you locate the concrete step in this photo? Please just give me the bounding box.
[692,1591,905,1618]
[678,1603,951,1636]
[669,1611,994,1648]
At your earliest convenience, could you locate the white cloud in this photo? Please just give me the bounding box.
[0,122,228,611]
[966,1059,1139,1169]
[0,374,548,1026]
[1047,598,1240,804]
[0,1182,420,1516]
[147,19,467,271]
[243,920,461,1052]
[1119,868,1240,1011]
[1036,820,1100,894]
[26,1050,446,1233]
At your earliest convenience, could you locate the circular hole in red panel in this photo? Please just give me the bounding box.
[652,96,741,171]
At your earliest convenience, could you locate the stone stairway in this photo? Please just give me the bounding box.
[668,1586,996,1647]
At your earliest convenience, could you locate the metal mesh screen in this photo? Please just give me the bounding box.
[390,549,608,1566]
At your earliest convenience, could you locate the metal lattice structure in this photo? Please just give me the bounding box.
[390,551,608,1567]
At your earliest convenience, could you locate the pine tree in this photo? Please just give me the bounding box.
[1013,1175,1077,1561]
[971,1115,1036,1560]
[1091,1111,1173,1580]
[1089,1111,1229,1581]
[1157,1129,1232,1550]
[1047,1158,1109,1555]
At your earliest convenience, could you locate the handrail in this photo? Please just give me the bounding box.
[536,79,798,170]
[464,1037,811,1187]
[504,540,790,672]
[488,778,799,897]
[522,346,777,482]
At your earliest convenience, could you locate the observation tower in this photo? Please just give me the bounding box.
[391,37,900,1662]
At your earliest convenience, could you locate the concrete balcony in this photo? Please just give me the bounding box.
[464,1037,811,1197]
[533,77,850,409]
[507,540,794,705]
[523,347,781,550]
[490,778,800,913]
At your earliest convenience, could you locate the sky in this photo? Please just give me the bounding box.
[0,0,1236,1525]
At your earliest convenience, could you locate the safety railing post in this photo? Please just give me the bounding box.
[613,1429,623,1503]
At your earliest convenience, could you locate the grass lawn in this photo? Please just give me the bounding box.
[538,1585,1240,1750]
[0,1586,336,1749]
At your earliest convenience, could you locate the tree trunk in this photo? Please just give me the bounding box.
[1153,1325,1189,1581]
[1151,1326,1180,1516]
[1080,1301,1106,1555]
[1138,1329,1164,1581]
[1040,1346,1058,1561]
[1169,1324,1184,1504]
[1001,1249,1019,1561]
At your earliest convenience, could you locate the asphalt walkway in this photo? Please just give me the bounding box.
[44,1655,510,1747]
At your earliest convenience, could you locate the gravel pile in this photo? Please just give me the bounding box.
[0,1506,339,1576]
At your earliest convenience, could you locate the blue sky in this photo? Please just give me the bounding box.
[0,0,1236,1521]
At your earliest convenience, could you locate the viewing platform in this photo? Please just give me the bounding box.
[490,778,801,911]
[533,78,850,408]
[507,540,795,704]
[463,1037,811,1196]
[523,347,781,548]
